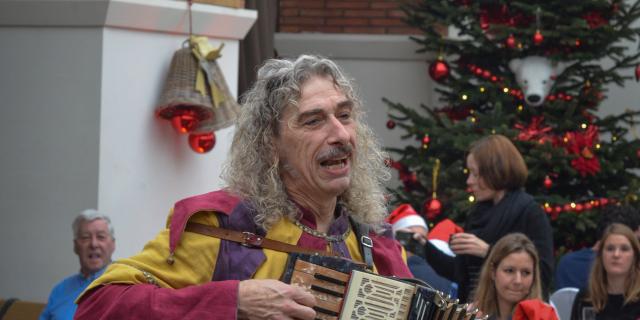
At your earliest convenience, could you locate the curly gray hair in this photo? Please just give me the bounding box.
[222,55,390,231]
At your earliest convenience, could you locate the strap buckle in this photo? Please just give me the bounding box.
[360,235,373,248]
[242,232,263,247]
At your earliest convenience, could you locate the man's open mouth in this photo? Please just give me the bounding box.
[321,157,347,169]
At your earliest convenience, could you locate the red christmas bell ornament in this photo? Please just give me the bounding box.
[188,131,216,153]
[635,64,640,82]
[424,198,442,220]
[533,30,544,45]
[506,34,516,48]
[428,59,450,82]
[543,175,553,189]
[386,120,396,129]
[170,110,199,134]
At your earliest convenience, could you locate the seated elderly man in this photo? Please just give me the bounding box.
[40,209,115,320]
[75,55,412,319]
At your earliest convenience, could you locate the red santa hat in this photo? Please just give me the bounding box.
[513,299,559,320]
[427,218,464,257]
[387,204,428,234]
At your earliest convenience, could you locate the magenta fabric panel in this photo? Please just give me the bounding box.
[370,234,413,277]
[75,281,239,320]
[169,190,241,253]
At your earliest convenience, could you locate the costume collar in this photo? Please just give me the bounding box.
[294,201,351,237]
[169,189,241,255]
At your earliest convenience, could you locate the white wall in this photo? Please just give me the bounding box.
[0,0,255,302]
[98,28,238,260]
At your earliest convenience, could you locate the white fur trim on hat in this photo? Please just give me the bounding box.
[429,239,456,257]
[392,215,428,234]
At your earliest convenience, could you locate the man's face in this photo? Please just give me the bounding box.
[276,75,357,201]
[74,219,115,276]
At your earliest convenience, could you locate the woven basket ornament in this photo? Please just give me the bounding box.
[156,36,240,134]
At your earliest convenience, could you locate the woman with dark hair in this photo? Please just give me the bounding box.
[571,223,640,320]
[473,233,554,320]
[422,134,554,302]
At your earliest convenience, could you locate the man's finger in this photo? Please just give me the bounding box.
[291,287,316,307]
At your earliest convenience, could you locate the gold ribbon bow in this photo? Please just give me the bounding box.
[189,35,225,108]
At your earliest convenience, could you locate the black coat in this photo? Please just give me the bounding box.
[424,189,554,302]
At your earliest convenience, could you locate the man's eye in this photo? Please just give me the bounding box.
[338,112,351,120]
[304,118,321,126]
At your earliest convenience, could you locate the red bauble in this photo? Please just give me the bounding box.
[428,60,450,82]
[170,110,199,134]
[386,120,396,129]
[544,176,553,189]
[506,34,516,48]
[422,135,430,145]
[635,64,640,82]
[188,132,216,153]
[424,198,442,220]
[533,30,544,45]
[479,12,489,30]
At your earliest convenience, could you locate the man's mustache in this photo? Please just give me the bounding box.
[317,145,353,162]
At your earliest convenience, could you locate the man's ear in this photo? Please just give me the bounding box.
[73,239,79,255]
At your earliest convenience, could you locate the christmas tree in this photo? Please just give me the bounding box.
[385,0,640,254]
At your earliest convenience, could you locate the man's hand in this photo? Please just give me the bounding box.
[237,279,316,320]
[449,233,489,258]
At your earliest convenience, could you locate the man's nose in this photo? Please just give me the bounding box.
[90,236,99,247]
[328,116,350,144]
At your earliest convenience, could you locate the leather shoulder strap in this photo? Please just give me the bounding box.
[349,217,374,271]
[185,222,336,257]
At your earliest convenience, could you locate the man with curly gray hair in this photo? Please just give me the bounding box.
[76,55,412,320]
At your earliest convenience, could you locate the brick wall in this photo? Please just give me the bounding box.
[278,0,421,34]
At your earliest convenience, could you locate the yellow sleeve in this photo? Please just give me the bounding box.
[83,211,222,294]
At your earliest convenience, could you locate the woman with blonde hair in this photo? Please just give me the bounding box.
[473,232,554,320]
[571,223,640,319]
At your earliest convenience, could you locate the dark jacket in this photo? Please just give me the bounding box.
[571,288,640,320]
[424,189,554,302]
